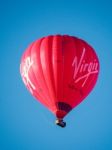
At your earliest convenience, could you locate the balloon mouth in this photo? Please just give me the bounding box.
[55,102,72,118]
[56,110,67,119]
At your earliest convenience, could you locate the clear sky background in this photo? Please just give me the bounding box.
[0,0,112,150]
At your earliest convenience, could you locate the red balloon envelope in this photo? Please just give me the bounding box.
[20,35,100,127]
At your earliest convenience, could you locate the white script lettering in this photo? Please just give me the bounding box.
[20,57,36,93]
[72,48,98,87]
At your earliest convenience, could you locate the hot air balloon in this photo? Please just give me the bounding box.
[20,35,100,127]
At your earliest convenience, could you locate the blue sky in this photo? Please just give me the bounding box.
[0,0,112,150]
